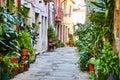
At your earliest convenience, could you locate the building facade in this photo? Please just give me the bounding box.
[54,0,75,44]
[0,0,50,53]
[54,0,63,42]
[61,0,75,43]
[20,0,49,53]
[48,2,54,26]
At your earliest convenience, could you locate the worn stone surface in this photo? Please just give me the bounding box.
[12,47,89,80]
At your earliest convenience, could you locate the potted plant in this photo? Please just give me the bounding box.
[88,57,100,71]
[19,59,28,72]
[0,54,18,80]
[88,58,95,72]
[18,29,32,56]
[7,51,20,74]
[68,34,75,47]
[31,23,39,46]
[97,42,119,80]
[48,25,57,50]
[18,29,35,63]
[48,25,55,39]
[61,42,65,47]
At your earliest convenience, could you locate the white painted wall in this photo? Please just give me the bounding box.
[21,0,49,53]
[49,2,54,25]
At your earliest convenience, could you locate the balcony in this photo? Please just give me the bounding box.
[55,7,63,22]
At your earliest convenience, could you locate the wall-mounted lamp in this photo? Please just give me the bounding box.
[39,1,42,3]
[38,22,41,24]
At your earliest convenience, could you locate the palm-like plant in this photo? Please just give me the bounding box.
[88,0,114,42]
[0,6,20,55]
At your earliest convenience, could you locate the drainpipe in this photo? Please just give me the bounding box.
[16,0,21,31]
[48,1,50,26]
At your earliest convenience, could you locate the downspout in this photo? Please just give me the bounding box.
[16,0,21,31]
[48,1,50,26]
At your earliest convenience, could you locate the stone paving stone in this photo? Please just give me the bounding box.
[12,47,89,80]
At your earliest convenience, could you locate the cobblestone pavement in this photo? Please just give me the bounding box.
[12,47,89,80]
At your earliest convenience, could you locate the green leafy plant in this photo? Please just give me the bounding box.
[89,42,119,80]
[60,42,65,47]
[0,5,20,55]
[78,51,91,71]
[75,0,115,74]
[88,0,114,43]
[0,54,18,75]
[75,22,103,71]
[68,34,75,46]
[84,0,115,79]
[55,40,61,48]
[17,29,35,62]
[48,25,59,43]
[89,71,96,80]
[17,3,29,24]
[89,57,100,66]
[18,29,32,49]
[48,25,55,38]
[98,42,119,78]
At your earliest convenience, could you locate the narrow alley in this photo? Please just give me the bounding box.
[12,47,89,80]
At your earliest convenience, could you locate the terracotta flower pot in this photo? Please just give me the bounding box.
[10,57,19,74]
[89,63,95,71]
[52,41,56,45]
[49,38,53,42]
[10,57,19,64]
[21,64,25,72]
[22,55,29,61]
[24,63,29,71]
[20,49,28,56]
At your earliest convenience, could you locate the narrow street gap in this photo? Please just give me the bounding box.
[12,47,89,80]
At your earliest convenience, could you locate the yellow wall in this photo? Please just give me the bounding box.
[61,0,75,42]
[62,0,74,34]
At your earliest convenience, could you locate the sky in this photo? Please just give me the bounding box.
[72,0,86,24]
[74,0,85,5]
[74,0,81,5]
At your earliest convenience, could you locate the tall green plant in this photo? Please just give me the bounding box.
[48,25,57,41]
[99,42,119,77]
[48,25,55,37]
[88,0,114,43]
[75,23,103,57]
[0,1,21,78]
[75,0,115,72]
[17,29,35,62]
[0,6,20,55]
[75,22,103,71]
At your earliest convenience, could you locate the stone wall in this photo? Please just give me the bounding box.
[114,0,120,78]
[114,0,120,59]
